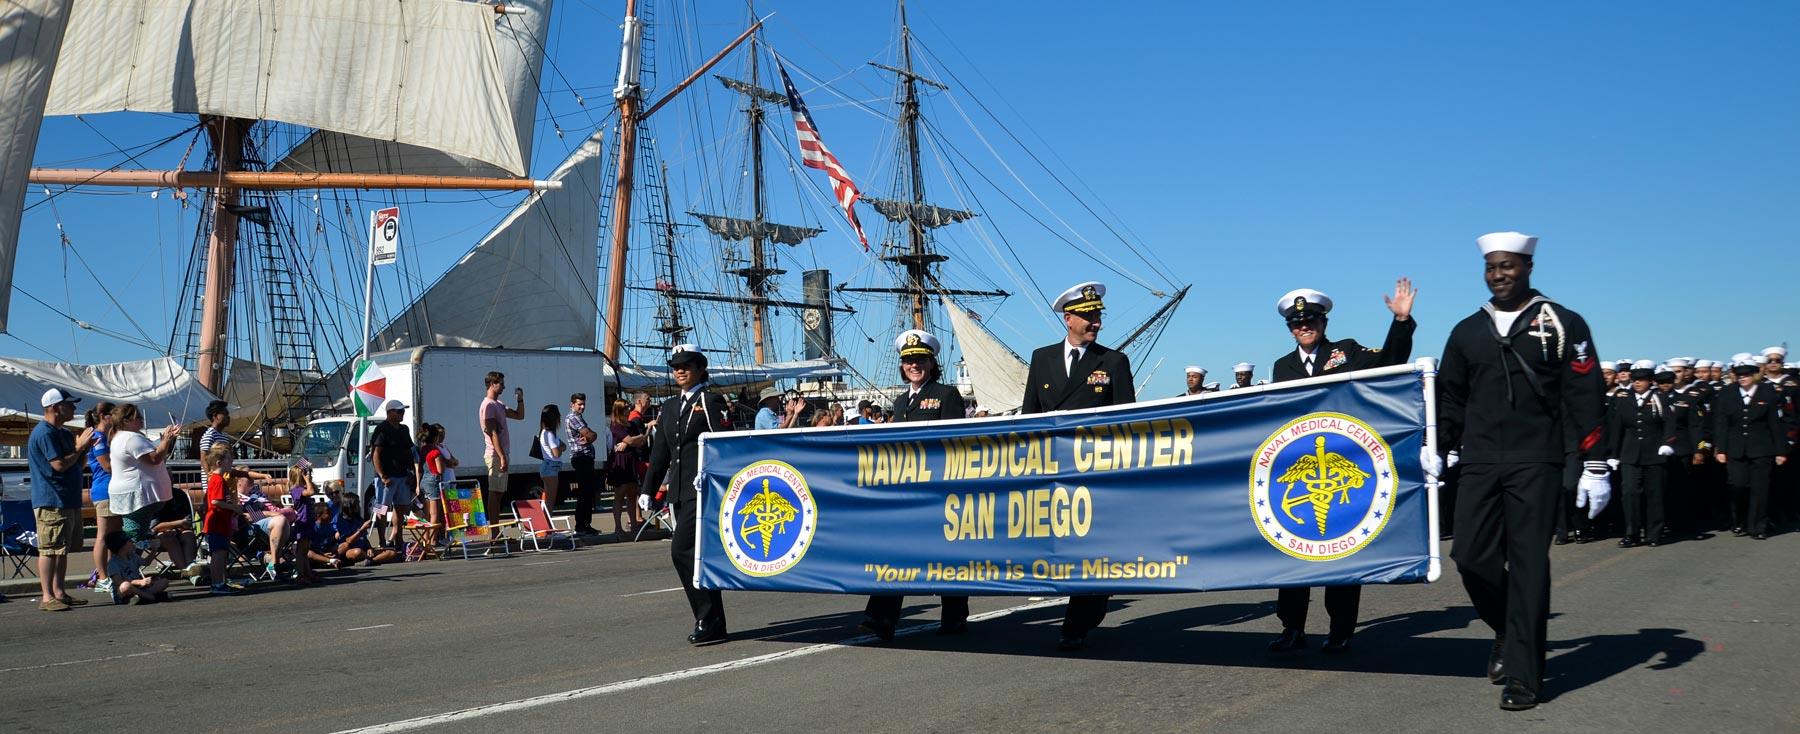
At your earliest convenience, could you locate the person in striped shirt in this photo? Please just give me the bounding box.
[198,400,231,457]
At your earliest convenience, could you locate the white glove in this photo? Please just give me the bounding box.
[1657,445,1675,457]
[1420,448,1443,480]
[637,494,651,514]
[1575,461,1612,519]
[1606,458,1620,471]
[1446,450,1460,468]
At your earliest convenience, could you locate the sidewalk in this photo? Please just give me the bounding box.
[0,523,668,598]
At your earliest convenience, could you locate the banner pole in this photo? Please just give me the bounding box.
[1417,357,1442,582]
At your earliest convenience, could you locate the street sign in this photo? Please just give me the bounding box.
[369,207,400,266]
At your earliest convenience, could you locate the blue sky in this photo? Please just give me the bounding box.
[13,1,1798,397]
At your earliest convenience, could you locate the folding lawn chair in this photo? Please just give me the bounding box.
[633,502,676,542]
[512,499,577,552]
[1,499,39,579]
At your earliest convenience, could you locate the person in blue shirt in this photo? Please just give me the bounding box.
[751,387,804,431]
[29,388,99,612]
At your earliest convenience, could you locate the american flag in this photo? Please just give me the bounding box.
[779,64,868,249]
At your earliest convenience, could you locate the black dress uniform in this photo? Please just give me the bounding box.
[640,371,733,644]
[863,329,971,639]
[1268,308,1415,649]
[1606,383,1678,545]
[1438,287,1608,700]
[1022,283,1135,649]
[1710,377,1793,538]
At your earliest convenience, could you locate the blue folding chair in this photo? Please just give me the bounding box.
[1,499,39,579]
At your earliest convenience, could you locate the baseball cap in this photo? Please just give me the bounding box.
[40,388,80,408]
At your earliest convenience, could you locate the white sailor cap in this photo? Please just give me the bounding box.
[667,343,707,367]
[1632,359,1656,371]
[1731,351,1755,365]
[1611,359,1631,369]
[895,329,941,358]
[1665,357,1693,368]
[1052,281,1106,314]
[1276,288,1332,322]
[1184,366,1205,377]
[1787,362,1799,370]
[1762,345,1787,359]
[1693,359,1714,369]
[1203,381,1220,391]
[1232,362,1254,373]
[1731,358,1762,373]
[1477,231,1538,257]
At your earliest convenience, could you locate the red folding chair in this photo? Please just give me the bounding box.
[511,499,577,552]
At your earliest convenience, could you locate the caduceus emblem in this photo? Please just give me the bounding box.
[737,479,799,558]
[1275,436,1373,537]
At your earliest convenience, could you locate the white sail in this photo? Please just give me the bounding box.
[274,0,553,178]
[367,129,605,352]
[45,0,526,175]
[942,297,1028,414]
[0,355,218,435]
[0,0,72,333]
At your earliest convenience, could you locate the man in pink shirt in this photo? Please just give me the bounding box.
[478,371,525,518]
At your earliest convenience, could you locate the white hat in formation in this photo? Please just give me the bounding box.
[1184,365,1205,376]
[1731,352,1754,365]
[1632,359,1656,371]
[1052,281,1106,313]
[667,343,707,367]
[1762,345,1787,359]
[1276,288,1332,322]
[1477,231,1538,257]
[1665,357,1693,368]
[1787,362,1799,370]
[895,329,941,357]
[1203,381,1220,390]
[1694,359,1714,369]
[1233,362,1254,373]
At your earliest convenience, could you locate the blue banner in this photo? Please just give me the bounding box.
[696,365,1438,595]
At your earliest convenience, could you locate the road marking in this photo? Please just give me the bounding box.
[621,586,683,597]
[330,597,1069,734]
[346,624,394,632]
[522,560,563,566]
[0,648,171,673]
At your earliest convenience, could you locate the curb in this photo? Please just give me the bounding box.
[0,528,669,597]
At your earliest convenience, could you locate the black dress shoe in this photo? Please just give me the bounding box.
[1754,533,1767,540]
[858,617,897,642]
[1487,637,1506,684]
[1553,535,1569,546]
[687,623,728,646]
[1499,679,1539,711]
[1321,635,1352,655]
[1732,527,1746,536]
[936,618,968,636]
[1267,628,1306,654]
[1057,633,1087,651]
[1617,537,1637,548]
[1647,540,1659,547]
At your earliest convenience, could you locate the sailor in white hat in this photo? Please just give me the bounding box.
[1230,362,1255,389]
[1181,365,1207,397]
[1714,356,1792,540]
[640,342,733,646]
[1606,360,1676,549]
[1021,280,1134,651]
[859,328,970,642]
[1436,231,1610,710]
[1759,346,1789,382]
[1263,279,1417,657]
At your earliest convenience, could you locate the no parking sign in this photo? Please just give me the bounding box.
[369,206,400,265]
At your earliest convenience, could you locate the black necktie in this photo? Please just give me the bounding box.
[1068,348,1080,376]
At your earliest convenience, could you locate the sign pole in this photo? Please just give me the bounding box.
[355,209,382,509]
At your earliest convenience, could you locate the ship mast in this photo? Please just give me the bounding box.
[843,0,1005,334]
[600,3,766,363]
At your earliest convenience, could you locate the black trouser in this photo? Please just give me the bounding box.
[1452,462,1559,692]
[1554,455,1589,540]
[1062,595,1108,637]
[1619,461,1666,541]
[671,496,725,628]
[1703,456,1733,530]
[1276,585,1360,639]
[864,594,969,628]
[1725,456,1774,536]
[570,453,599,530]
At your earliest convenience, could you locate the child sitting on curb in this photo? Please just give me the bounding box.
[103,530,170,605]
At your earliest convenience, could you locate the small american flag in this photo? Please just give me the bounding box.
[779,64,868,249]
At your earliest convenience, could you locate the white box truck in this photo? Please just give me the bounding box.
[293,347,608,509]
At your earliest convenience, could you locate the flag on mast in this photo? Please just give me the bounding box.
[778,63,868,249]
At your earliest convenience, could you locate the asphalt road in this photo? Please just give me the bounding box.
[3,530,1795,733]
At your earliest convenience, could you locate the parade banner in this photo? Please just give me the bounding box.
[695,362,1441,595]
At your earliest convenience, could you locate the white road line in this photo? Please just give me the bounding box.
[522,561,563,566]
[620,586,683,597]
[346,624,394,632]
[331,597,1069,734]
[0,648,170,673]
